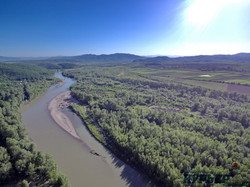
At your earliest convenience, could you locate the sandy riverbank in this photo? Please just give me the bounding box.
[48,91,80,139]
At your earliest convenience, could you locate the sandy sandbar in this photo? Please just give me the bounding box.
[48,91,80,139]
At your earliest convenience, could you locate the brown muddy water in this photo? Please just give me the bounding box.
[21,72,153,187]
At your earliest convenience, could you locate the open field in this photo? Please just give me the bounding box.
[2,54,250,186]
[130,67,250,94]
[227,84,250,94]
[174,78,228,91]
[63,62,250,186]
[224,78,250,85]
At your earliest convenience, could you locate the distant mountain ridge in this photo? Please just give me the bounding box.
[133,53,250,64]
[48,53,145,63]
[0,53,145,63]
[1,52,250,63]
[0,56,22,62]
[0,56,48,62]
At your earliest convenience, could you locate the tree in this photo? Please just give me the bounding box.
[20,180,29,187]
[192,103,200,112]
[0,147,12,181]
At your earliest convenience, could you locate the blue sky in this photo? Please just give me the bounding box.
[0,0,249,57]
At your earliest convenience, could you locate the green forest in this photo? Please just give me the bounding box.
[1,57,250,187]
[63,65,250,187]
[0,63,68,186]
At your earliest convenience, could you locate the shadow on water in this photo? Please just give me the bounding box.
[51,72,157,187]
[109,151,157,187]
[76,121,157,187]
[76,123,157,187]
[65,103,157,187]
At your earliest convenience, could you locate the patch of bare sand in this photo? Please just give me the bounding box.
[48,91,80,139]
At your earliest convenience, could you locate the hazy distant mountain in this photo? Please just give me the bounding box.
[133,53,250,64]
[1,53,249,63]
[233,53,250,58]
[47,53,145,63]
[0,53,144,63]
[0,56,48,62]
[0,56,20,62]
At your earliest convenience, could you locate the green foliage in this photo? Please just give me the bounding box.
[38,62,80,69]
[37,63,61,69]
[20,180,29,187]
[71,103,106,144]
[0,64,68,186]
[225,79,250,85]
[58,63,79,69]
[0,63,51,81]
[0,147,12,181]
[64,66,250,187]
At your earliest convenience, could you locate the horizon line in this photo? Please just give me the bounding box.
[0,51,249,58]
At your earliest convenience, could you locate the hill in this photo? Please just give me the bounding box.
[0,56,21,62]
[133,53,250,64]
[48,53,144,63]
[0,56,48,62]
[0,53,145,63]
[2,53,250,64]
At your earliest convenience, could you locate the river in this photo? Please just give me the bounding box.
[22,72,153,187]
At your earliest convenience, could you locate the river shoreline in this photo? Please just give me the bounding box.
[48,91,80,139]
[22,72,152,187]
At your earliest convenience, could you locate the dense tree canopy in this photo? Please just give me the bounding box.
[0,63,68,186]
[64,66,250,187]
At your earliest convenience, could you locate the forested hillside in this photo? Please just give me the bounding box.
[0,63,68,186]
[64,67,250,187]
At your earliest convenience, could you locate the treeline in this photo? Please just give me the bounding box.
[37,62,80,70]
[133,54,250,72]
[0,63,52,81]
[0,63,68,186]
[64,67,250,186]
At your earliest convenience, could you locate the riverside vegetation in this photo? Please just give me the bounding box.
[0,63,68,186]
[63,64,250,186]
[1,54,250,187]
